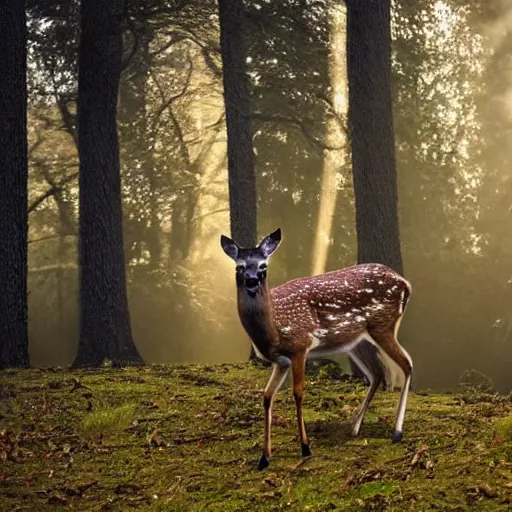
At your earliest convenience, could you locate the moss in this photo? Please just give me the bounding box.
[496,413,512,434]
[0,364,511,511]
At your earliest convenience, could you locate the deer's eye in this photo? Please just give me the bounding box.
[259,263,267,271]
[236,265,245,273]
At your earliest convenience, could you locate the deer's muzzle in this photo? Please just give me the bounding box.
[245,277,259,292]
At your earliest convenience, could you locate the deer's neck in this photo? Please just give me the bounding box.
[237,282,278,360]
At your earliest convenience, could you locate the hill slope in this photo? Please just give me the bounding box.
[1,363,511,511]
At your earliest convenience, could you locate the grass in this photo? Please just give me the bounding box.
[79,403,138,440]
[0,362,511,511]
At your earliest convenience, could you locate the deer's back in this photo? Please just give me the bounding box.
[270,263,410,350]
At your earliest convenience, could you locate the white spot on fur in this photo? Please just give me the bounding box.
[398,290,405,314]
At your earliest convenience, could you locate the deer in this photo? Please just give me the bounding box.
[220,228,413,470]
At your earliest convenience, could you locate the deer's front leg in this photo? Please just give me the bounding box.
[291,351,311,457]
[259,360,290,470]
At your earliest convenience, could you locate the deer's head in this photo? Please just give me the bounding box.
[220,229,282,296]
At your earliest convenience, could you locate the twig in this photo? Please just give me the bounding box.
[70,378,94,393]
[149,53,194,131]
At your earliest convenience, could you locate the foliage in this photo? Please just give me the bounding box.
[20,0,512,391]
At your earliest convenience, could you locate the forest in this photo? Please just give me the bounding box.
[0,0,509,392]
[1,0,512,509]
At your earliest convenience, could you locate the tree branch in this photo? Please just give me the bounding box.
[162,28,222,77]
[121,15,140,70]
[191,207,229,222]
[28,171,78,214]
[28,234,76,245]
[150,53,194,130]
[252,112,346,151]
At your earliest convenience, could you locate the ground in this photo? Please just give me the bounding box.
[1,363,511,511]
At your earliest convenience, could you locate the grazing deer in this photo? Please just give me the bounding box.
[220,229,413,470]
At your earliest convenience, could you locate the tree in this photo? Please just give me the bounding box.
[119,22,163,270]
[219,0,259,359]
[73,0,143,367]
[0,0,29,369]
[346,0,402,379]
[218,0,257,248]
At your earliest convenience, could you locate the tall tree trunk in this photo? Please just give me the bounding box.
[73,0,143,368]
[346,0,403,379]
[218,0,257,248]
[219,0,258,360]
[0,0,29,369]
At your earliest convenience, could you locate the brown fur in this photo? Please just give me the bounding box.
[238,263,410,359]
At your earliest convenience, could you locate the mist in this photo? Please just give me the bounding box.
[26,0,512,393]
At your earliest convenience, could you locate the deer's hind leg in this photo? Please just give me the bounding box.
[367,328,413,443]
[348,345,382,437]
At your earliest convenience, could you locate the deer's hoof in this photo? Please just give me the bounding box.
[301,443,311,457]
[391,431,402,443]
[258,454,270,470]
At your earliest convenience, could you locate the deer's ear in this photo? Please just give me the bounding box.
[220,234,239,261]
[259,228,282,258]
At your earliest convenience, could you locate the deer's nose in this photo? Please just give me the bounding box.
[245,277,259,289]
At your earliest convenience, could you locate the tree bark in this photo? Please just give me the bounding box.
[73,0,143,367]
[219,0,258,360]
[0,0,29,369]
[346,0,403,379]
[218,0,257,248]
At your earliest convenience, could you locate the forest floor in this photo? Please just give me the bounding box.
[1,363,512,512]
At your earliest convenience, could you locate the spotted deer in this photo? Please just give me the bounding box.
[220,228,413,470]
